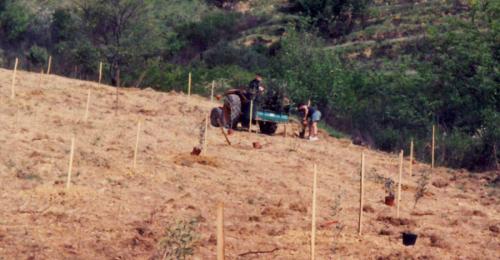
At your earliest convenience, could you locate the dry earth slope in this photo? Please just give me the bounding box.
[0,68,498,259]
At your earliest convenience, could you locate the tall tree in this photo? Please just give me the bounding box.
[76,0,163,86]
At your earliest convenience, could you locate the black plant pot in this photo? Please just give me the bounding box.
[402,232,418,246]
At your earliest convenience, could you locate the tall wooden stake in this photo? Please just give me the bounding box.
[47,56,52,75]
[10,58,19,99]
[217,203,225,260]
[358,152,365,235]
[188,72,192,97]
[133,121,141,169]
[409,140,414,176]
[211,80,215,103]
[431,125,435,169]
[115,87,119,116]
[397,150,403,218]
[84,88,91,121]
[248,100,254,133]
[66,137,75,189]
[311,164,318,260]
[98,62,103,87]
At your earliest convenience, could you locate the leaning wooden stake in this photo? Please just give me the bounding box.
[311,164,318,260]
[248,100,254,133]
[66,137,75,189]
[217,119,231,145]
[203,115,209,154]
[47,56,52,75]
[217,203,225,260]
[431,125,435,169]
[188,72,192,97]
[211,80,215,103]
[397,150,403,218]
[409,140,414,176]
[84,88,91,121]
[133,121,141,169]
[358,152,365,235]
[10,58,19,99]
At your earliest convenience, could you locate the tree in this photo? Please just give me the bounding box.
[76,0,164,86]
[0,1,32,42]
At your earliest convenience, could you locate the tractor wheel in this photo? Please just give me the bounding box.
[258,121,278,135]
[210,107,223,127]
[224,94,242,129]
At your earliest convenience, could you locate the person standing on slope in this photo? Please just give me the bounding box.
[247,74,265,99]
[298,103,321,141]
[242,74,265,128]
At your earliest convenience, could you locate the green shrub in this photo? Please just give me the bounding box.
[203,43,270,71]
[289,0,370,37]
[0,1,32,41]
[27,45,48,66]
[141,61,254,95]
[177,11,243,51]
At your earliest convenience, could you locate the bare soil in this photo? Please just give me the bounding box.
[0,68,499,259]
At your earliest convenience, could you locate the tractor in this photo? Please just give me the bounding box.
[210,85,291,135]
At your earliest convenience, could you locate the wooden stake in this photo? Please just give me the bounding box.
[211,80,215,103]
[10,58,18,99]
[397,150,403,218]
[311,164,318,260]
[358,152,365,235]
[66,137,75,189]
[84,88,91,121]
[409,140,414,176]
[217,202,225,260]
[217,119,231,145]
[133,121,141,169]
[115,87,119,116]
[203,115,209,154]
[188,72,192,97]
[284,123,287,138]
[248,100,254,133]
[431,125,435,169]
[47,56,52,75]
[98,62,103,87]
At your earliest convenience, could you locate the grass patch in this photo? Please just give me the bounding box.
[319,122,349,139]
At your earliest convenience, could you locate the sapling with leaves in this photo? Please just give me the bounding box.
[329,191,345,255]
[192,118,208,155]
[414,170,431,208]
[158,218,200,260]
[384,178,395,198]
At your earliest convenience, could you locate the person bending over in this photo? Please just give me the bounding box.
[298,103,321,141]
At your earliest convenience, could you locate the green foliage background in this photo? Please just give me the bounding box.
[0,0,497,171]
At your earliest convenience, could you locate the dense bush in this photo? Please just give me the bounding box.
[0,1,32,42]
[203,43,270,72]
[177,11,243,52]
[290,0,370,37]
[27,45,48,66]
[272,21,498,170]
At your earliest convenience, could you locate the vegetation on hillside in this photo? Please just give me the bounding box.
[0,0,497,170]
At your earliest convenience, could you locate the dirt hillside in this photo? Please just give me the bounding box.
[0,68,498,259]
